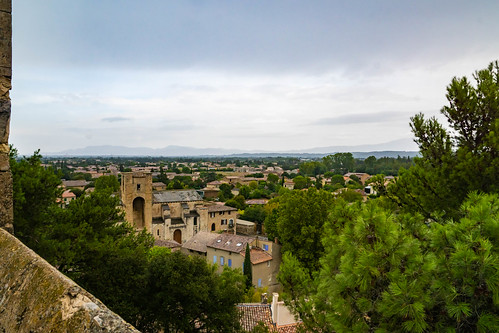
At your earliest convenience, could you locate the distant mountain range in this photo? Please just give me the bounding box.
[46,139,419,158]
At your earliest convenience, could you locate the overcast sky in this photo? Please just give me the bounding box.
[10,1,499,154]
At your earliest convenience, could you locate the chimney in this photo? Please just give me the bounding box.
[271,292,279,324]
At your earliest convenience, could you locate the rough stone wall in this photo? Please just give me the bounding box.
[0,228,141,332]
[0,0,13,233]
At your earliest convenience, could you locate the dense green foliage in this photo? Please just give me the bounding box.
[280,194,499,332]
[218,183,234,201]
[94,174,120,192]
[144,251,245,333]
[225,194,247,210]
[240,205,267,226]
[322,152,355,175]
[10,148,62,249]
[293,175,313,189]
[268,188,334,273]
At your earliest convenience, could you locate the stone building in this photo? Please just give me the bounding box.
[121,171,239,244]
[206,234,282,293]
[151,189,204,244]
[198,204,238,233]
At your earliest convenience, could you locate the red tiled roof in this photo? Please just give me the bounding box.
[276,323,301,333]
[240,247,272,265]
[237,304,303,332]
[238,304,273,332]
[62,190,76,198]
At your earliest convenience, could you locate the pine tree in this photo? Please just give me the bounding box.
[389,61,499,220]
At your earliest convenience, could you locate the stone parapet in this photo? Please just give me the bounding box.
[0,228,141,332]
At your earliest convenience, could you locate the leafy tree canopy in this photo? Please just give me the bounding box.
[94,174,120,192]
[274,188,334,273]
[10,147,62,248]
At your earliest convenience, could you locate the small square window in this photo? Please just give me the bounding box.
[137,184,141,190]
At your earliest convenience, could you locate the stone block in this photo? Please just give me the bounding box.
[0,170,12,231]
[0,151,8,171]
[0,75,11,99]
[0,0,11,13]
[0,100,10,143]
[0,11,11,70]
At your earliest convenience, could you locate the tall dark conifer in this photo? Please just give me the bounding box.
[243,243,252,290]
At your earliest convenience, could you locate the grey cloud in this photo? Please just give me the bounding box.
[13,1,499,75]
[101,117,131,122]
[312,111,416,126]
[157,123,198,131]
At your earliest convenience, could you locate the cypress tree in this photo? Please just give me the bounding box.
[243,243,252,290]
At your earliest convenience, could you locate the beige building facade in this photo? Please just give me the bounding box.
[198,204,238,233]
[121,172,239,244]
[151,190,204,244]
[206,234,282,293]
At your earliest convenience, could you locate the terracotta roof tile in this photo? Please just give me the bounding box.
[240,247,272,265]
[276,323,301,333]
[238,304,274,332]
[62,190,76,198]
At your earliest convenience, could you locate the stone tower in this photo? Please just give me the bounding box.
[121,172,153,232]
